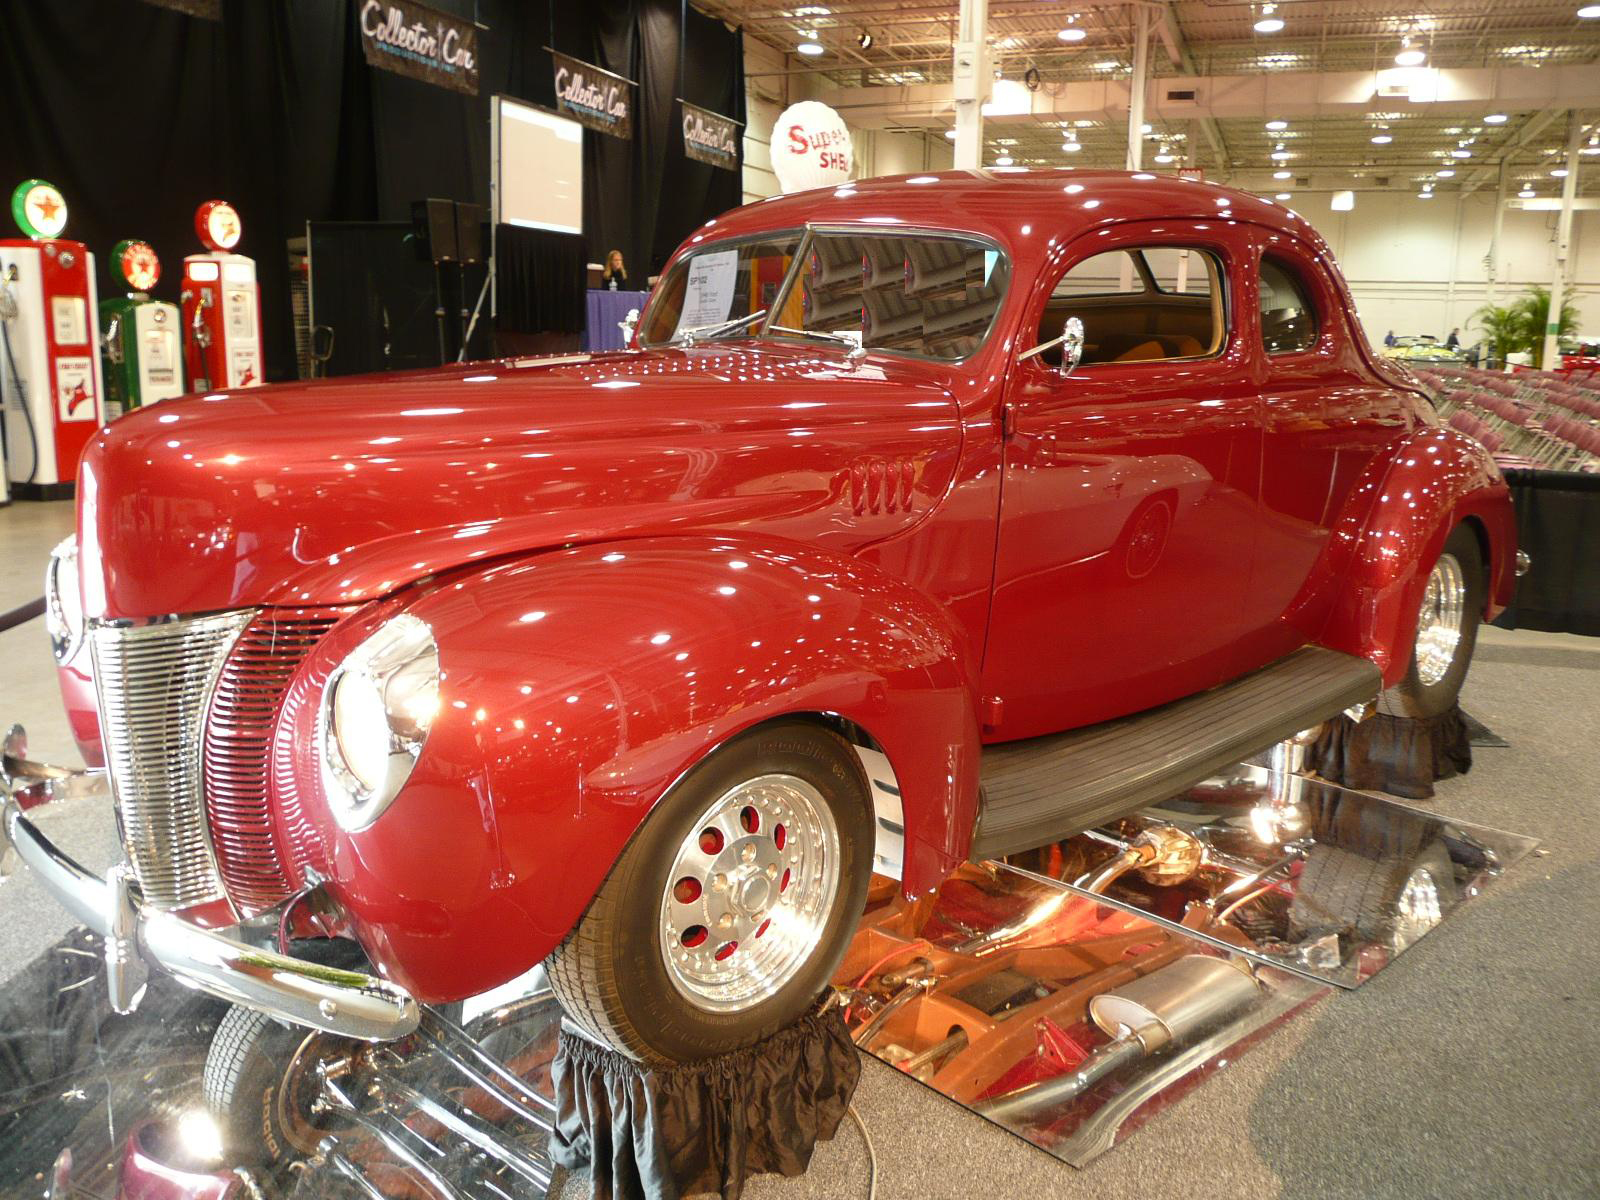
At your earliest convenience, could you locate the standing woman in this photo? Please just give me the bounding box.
[602,250,629,291]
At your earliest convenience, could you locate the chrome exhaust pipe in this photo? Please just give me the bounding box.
[976,955,1260,1122]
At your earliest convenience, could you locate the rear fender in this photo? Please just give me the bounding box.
[1320,428,1515,685]
[282,535,980,1004]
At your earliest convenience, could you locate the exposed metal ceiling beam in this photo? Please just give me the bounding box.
[1154,3,1232,176]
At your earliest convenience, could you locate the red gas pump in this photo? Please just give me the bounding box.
[181,200,263,390]
[0,179,105,500]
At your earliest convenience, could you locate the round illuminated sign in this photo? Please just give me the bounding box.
[771,102,854,194]
[11,179,68,240]
[114,239,161,292]
[195,199,242,252]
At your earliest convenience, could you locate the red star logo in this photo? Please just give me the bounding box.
[33,191,61,221]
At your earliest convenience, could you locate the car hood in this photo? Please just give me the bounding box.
[78,344,963,620]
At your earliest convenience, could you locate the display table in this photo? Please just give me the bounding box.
[584,289,650,352]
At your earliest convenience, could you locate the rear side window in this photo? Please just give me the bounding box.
[1038,246,1225,366]
[1259,257,1318,354]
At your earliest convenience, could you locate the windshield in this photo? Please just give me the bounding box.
[638,234,802,346]
[639,228,1009,362]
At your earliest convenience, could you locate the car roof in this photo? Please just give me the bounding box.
[701,168,1329,263]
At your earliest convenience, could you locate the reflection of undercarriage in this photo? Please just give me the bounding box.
[831,763,1519,1161]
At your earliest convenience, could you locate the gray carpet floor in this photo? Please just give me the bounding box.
[2,500,1596,1198]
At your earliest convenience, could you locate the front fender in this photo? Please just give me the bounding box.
[1320,427,1516,685]
[283,535,980,1004]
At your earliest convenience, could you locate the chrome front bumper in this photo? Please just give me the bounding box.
[1,726,418,1042]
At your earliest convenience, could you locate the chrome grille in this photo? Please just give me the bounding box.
[205,609,345,914]
[91,612,253,911]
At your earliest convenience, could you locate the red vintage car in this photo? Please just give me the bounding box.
[4,171,1515,1108]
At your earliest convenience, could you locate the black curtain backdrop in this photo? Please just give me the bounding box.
[0,0,744,382]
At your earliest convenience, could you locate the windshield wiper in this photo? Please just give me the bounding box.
[672,308,768,347]
[769,325,867,360]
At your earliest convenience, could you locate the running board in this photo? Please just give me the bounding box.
[971,646,1381,860]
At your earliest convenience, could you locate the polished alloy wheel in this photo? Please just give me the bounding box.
[1392,866,1445,950]
[659,773,840,1012]
[1413,553,1466,686]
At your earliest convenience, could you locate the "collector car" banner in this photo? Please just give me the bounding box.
[552,51,634,140]
[681,101,741,171]
[358,0,479,95]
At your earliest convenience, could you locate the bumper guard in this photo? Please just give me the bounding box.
[1,725,418,1042]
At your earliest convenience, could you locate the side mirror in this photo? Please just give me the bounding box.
[1019,315,1086,378]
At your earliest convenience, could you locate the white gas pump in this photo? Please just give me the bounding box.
[1,179,105,501]
[182,200,263,390]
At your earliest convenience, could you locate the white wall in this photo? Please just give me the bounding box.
[1300,191,1598,349]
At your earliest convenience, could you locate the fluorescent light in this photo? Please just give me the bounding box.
[1265,120,1288,131]
[1093,60,1121,70]
[1058,26,1087,41]
[1484,113,1509,124]
[1331,190,1354,211]
[796,40,824,56]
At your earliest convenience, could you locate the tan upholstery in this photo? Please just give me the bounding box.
[1115,340,1166,362]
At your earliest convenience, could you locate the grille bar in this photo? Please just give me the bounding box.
[91,612,253,911]
[205,609,345,913]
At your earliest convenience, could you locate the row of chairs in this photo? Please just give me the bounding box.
[1416,365,1600,472]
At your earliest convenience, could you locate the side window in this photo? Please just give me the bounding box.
[1259,257,1318,354]
[1037,246,1225,366]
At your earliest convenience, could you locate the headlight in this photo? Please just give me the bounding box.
[44,537,84,664]
[320,613,440,831]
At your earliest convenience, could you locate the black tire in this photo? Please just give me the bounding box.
[1377,524,1485,719]
[203,1005,320,1166]
[547,721,874,1065]
[1288,840,1458,946]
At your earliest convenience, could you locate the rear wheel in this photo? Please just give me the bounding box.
[1378,524,1485,719]
[547,721,874,1064]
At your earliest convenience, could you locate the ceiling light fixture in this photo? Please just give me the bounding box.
[1518,186,1536,198]
[995,154,1014,166]
[1371,133,1393,144]
[857,30,872,50]
[1275,192,1292,200]
[1058,17,1086,42]
[1579,4,1600,17]
[1452,147,1472,158]
[944,129,957,140]
[1484,113,1509,124]
[1552,167,1570,177]
[1436,168,1456,178]
[1394,38,1426,67]
[1271,142,1290,161]
[796,38,824,56]
[1273,169,1292,179]
[1254,4,1285,33]
[1265,120,1288,131]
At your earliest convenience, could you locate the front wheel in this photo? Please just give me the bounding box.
[547,721,874,1064]
[1378,524,1485,719]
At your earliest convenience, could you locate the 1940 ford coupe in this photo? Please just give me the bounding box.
[3,172,1515,1093]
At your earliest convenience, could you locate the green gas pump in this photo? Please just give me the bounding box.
[99,239,182,415]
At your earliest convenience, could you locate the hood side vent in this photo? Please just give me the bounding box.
[848,456,918,516]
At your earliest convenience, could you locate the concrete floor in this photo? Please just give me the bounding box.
[1,497,1596,1199]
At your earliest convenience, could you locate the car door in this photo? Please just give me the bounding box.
[1248,228,1418,656]
[981,221,1263,742]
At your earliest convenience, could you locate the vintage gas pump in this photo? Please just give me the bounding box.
[0,179,105,500]
[181,200,263,390]
[100,239,182,415]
